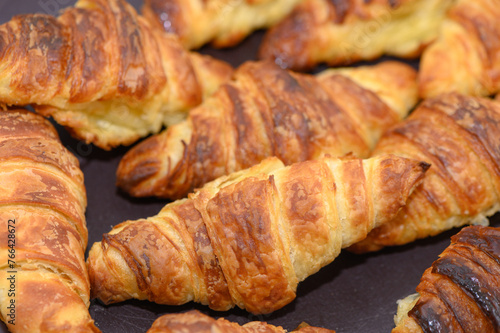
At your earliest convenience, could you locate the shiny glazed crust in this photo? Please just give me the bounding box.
[0,110,98,332]
[419,0,500,98]
[0,0,233,150]
[393,226,500,333]
[142,0,303,49]
[88,154,428,314]
[147,310,335,332]
[116,60,418,200]
[350,93,500,253]
[258,0,453,70]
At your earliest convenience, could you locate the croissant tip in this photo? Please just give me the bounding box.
[419,161,432,172]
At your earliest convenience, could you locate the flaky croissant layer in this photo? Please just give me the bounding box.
[89,154,428,314]
[0,0,233,149]
[0,110,99,332]
[116,60,418,200]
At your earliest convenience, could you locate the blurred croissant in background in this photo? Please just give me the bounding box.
[418,0,500,98]
[142,0,303,49]
[258,0,453,70]
[147,310,335,333]
[0,0,233,150]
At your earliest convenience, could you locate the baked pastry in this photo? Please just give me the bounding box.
[147,310,335,332]
[116,60,418,199]
[419,0,500,98]
[258,0,453,71]
[393,225,500,333]
[350,93,500,253]
[88,154,429,314]
[142,0,303,49]
[0,0,233,150]
[0,110,98,332]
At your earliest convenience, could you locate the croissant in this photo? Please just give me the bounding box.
[142,0,303,49]
[0,110,98,332]
[0,0,233,150]
[147,310,335,333]
[350,93,500,253]
[88,154,429,314]
[116,60,418,200]
[257,0,453,71]
[418,0,500,99]
[393,225,500,333]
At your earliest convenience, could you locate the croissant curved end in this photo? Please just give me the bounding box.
[257,7,313,70]
[87,240,139,304]
[116,120,192,199]
[116,133,167,197]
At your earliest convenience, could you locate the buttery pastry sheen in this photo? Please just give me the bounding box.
[88,154,428,314]
[142,0,303,49]
[116,60,418,199]
[350,93,500,253]
[258,0,453,70]
[0,0,233,150]
[147,310,335,333]
[393,226,500,333]
[419,0,500,98]
[0,110,98,332]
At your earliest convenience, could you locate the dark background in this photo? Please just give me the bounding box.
[0,1,498,332]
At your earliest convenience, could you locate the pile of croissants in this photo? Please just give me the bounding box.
[0,0,499,332]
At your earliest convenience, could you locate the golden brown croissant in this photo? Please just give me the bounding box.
[142,0,303,49]
[393,225,500,333]
[258,0,453,71]
[0,110,98,332]
[418,0,500,99]
[0,0,233,150]
[88,154,429,314]
[116,60,418,200]
[350,93,500,253]
[147,310,335,333]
